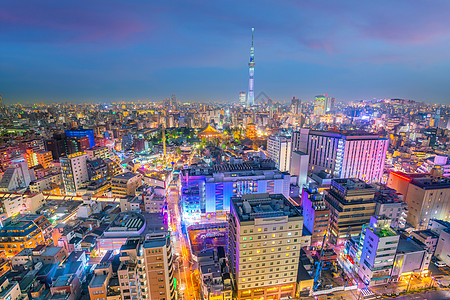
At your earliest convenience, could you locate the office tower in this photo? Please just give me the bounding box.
[117,215,175,300]
[289,151,309,187]
[239,91,247,105]
[228,193,309,299]
[291,129,310,153]
[179,159,290,223]
[45,133,66,159]
[36,150,53,169]
[111,172,142,197]
[313,95,326,115]
[304,130,388,183]
[0,158,33,192]
[290,97,300,115]
[325,96,335,113]
[356,216,399,286]
[387,172,450,229]
[60,152,89,195]
[247,28,255,107]
[0,214,51,257]
[325,179,376,245]
[267,135,292,172]
[302,184,330,249]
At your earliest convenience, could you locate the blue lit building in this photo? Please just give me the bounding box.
[179,159,290,223]
[65,129,95,148]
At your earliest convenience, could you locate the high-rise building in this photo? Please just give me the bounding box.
[239,91,247,105]
[290,97,300,115]
[302,184,330,249]
[180,159,290,223]
[293,130,388,183]
[356,216,399,286]
[291,129,310,153]
[228,193,310,299]
[325,179,376,245]
[36,150,53,169]
[117,215,175,300]
[45,133,66,159]
[325,96,335,113]
[387,171,450,229]
[60,152,89,195]
[267,135,291,173]
[247,28,255,107]
[289,151,309,187]
[313,95,326,115]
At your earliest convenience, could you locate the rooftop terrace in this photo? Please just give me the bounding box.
[232,193,301,222]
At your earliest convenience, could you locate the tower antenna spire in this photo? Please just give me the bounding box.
[252,27,254,47]
[247,28,255,107]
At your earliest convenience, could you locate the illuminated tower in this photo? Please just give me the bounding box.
[247,28,255,107]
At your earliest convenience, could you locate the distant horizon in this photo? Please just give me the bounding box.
[3,96,447,107]
[2,1,450,105]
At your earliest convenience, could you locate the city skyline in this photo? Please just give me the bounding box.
[1,1,450,104]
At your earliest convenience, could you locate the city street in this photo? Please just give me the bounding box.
[394,290,450,300]
[310,288,450,300]
[167,185,201,300]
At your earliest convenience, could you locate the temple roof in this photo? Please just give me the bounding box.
[198,124,222,136]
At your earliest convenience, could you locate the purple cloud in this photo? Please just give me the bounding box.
[0,1,152,44]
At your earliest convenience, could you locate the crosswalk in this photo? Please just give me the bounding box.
[360,288,376,299]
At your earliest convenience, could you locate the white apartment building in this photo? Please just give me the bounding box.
[357,216,399,286]
[267,135,291,172]
[60,152,89,195]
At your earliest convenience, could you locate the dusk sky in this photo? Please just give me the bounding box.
[1,0,450,104]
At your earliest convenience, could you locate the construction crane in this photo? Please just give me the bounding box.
[313,233,327,291]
